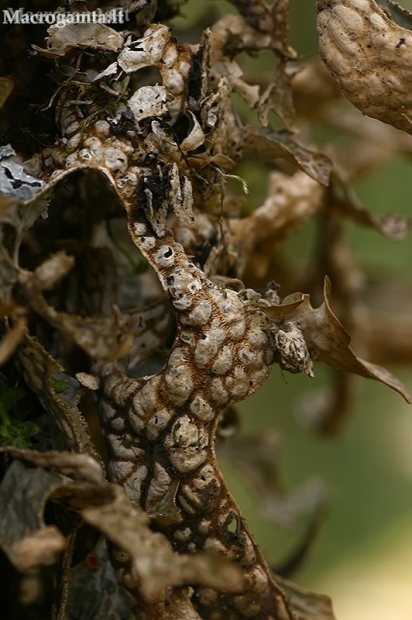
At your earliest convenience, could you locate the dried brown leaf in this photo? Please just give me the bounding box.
[276,575,336,620]
[6,526,66,572]
[288,278,411,402]
[330,172,412,241]
[243,127,332,186]
[230,170,325,277]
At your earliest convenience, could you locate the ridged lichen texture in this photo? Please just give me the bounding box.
[1,1,412,619]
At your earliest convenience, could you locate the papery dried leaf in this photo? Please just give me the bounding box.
[288,278,411,402]
[17,334,102,461]
[317,0,412,134]
[7,526,66,573]
[180,112,205,154]
[81,487,243,601]
[276,575,336,620]
[18,270,133,360]
[243,128,332,186]
[261,295,305,321]
[32,24,124,58]
[217,431,326,529]
[0,459,67,571]
[330,172,412,240]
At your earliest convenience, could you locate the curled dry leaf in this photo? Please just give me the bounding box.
[243,127,332,186]
[75,372,99,391]
[317,0,412,134]
[19,264,173,365]
[330,171,412,241]
[257,62,300,130]
[0,451,241,611]
[285,277,411,402]
[276,575,336,620]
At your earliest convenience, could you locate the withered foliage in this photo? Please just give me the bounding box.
[1,0,412,618]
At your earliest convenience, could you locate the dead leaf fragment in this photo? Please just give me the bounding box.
[244,128,332,186]
[288,278,411,403]
[276,575,336,620]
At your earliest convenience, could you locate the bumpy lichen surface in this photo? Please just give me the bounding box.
[317,0,412,133]
[39,13,305,620]
[100,224,292,619]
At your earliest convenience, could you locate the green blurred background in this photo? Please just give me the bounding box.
[174,2,412,618]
